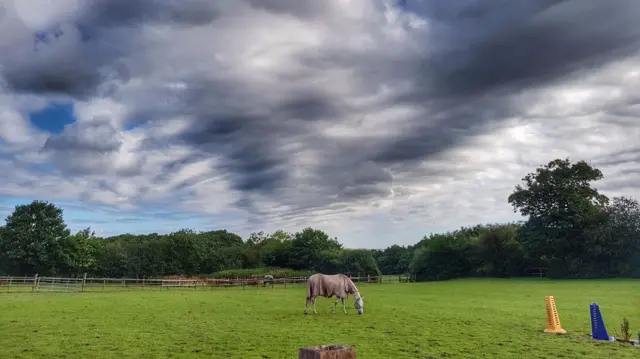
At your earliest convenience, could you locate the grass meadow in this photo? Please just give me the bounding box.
[1,279,639,358]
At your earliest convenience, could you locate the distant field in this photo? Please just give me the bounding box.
[1,279,639,358]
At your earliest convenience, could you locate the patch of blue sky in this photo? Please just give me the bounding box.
[28,102,75,134]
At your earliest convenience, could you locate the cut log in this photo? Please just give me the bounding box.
[299,345,356,359]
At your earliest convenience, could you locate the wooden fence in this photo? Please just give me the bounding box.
[0,274,414,293]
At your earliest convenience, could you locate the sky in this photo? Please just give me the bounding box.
[1,0,640,249]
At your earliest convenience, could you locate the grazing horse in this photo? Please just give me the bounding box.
[263,274,274,287]
[304,273,364,315]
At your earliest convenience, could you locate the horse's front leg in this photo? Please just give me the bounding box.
[342,298,347,314]
[333,297,339,314]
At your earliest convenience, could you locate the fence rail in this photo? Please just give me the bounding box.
[0,274,413,294]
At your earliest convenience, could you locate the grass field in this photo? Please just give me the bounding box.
[1,279,639,358]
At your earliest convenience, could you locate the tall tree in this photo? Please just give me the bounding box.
[67,227,99,275]
[475,223,525,277]
[508,158,609,277]
[259,230,293,268]
[288,227,342,270]
[0,200,72,276]
[374,245,412,275]
[409,232,475,281]
[341,249,381,277]
[585,196,640,276]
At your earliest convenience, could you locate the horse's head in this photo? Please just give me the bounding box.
[354,295,364,315]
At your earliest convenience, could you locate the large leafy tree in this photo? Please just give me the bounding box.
[373,245,412,275]
[341,249,381,277]
[288,227,342,270]
[585,196,640,276]
[0,200,72,276]
[67,227,99,275]
[475,223,525,277]
[508,158,609,277]
[409,231,476,281]
[259,230,294,268]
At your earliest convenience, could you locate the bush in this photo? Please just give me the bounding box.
[340,249,381,277]
[620,317,631,342]
[410,232,475,281]
[475,224,526,277]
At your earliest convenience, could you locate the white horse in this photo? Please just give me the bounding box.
[304,273,364,315]
[263,274,274,287]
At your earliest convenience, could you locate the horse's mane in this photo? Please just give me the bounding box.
[341,274,359,295]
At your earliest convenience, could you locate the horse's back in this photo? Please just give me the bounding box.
[307,273,350,298]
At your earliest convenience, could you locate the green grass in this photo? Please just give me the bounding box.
[1,279,639,358]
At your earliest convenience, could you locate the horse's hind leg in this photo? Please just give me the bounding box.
[312,297,318,315]
[333,297,339,314]
[304,297,310,315]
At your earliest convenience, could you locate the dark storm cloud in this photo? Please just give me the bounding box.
[0,24,131,98]
[420,0,640,99]
[76,0,219,28]
[274,0,640,168]
[1,0,214,98]
[165,78,347,195]
[336,161,394,200]
[366,0,640,164]
[243,0,330,19]
[592,148,640,167]
[3,60,101,98]
[179,112,291,194]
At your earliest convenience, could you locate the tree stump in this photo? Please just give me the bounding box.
[299,345,356,359]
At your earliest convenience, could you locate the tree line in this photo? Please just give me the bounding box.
[1,158,639,280]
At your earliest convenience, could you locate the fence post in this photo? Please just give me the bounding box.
[32,274,39,292]
[81,273,87,292]
[102,279,106,292]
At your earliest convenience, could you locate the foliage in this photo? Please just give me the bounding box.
[340,249,381,277]
[621,317,631,342]
[475,223,526,277]
[0,200,72,276]
[585,197,640,277]
[409,230,477,281]
[508,158,610,278]
[372,245,412,275]
[288,227,342,270]
[67,227,99,275]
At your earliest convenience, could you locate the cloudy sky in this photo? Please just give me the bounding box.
[1,0,640,248]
